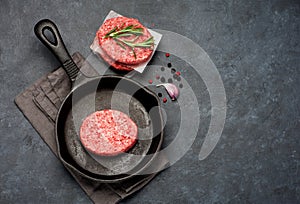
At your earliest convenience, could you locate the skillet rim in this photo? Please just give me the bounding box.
[55,75,164,183]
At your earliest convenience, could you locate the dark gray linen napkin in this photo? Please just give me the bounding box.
[15,52,168,204]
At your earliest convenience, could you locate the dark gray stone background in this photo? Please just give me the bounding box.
[1,0,299,203]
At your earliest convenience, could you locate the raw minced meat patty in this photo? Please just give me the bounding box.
[80,110,138,156]
[97,16,153,65]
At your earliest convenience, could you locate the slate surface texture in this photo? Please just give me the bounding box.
[0,0,299,203]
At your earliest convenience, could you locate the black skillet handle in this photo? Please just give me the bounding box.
[34,19,79,82]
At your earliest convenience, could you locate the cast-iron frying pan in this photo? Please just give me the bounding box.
[34,19,164,183]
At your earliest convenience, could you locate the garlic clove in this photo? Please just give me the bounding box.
[157,83,179,100]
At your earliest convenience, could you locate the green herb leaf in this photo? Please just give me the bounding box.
[104,26,117,38]
[106,25,144,38]
[120,36,154,48]
[132,47,137,59]
[114,39,126,49]
[104,24,154,56]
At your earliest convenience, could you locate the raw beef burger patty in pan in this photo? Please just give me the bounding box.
[80,109,138,156]
[97,16,154,65]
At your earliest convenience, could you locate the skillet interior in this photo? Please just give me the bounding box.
[56,76,163,182]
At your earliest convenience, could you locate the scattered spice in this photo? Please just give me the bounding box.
[163,97,167,103]
[148,79,153,84]
[165,53,170,57]
[158,93,162,97]
[171,68,176,74]
[176,71,181,76]
[167,63,172,68]
[173,73,181,81]
[156,75,160,80]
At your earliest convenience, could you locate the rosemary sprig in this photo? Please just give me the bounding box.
[104,25,143,38]
[114,39,126,49]
[105,26,117,37]
[104,24,154,58]
[116,36,154,48]
[116,36,154,58]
